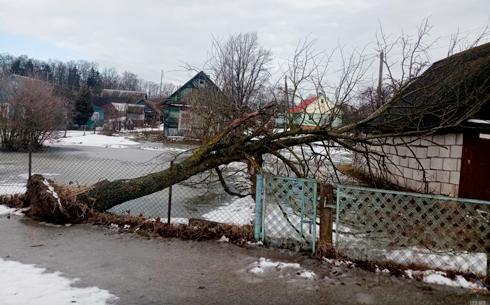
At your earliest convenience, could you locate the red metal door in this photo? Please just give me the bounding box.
[459,131,490,200]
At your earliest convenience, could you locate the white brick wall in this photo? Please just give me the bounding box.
[354,133,463,197]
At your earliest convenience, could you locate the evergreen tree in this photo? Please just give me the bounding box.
[73,83,94,126]
[87,67,102,92]
[67,66,80,91]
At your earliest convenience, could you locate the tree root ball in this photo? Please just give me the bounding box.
[26,174,91,224]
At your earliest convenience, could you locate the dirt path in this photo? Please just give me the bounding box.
[0,216,485,305]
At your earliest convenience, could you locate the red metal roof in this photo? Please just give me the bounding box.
[289,96,318,113]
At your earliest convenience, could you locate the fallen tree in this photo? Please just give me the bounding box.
[33,23,490,213]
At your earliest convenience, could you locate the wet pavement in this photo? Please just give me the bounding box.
[0,215,486,305]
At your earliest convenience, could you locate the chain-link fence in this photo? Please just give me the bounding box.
[335,185,490,275]
[0,145,256,226]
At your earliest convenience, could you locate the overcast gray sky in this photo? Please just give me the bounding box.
[0,0,489,85]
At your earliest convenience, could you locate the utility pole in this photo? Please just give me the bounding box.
[376,51,384,109]
[159,70,164,97]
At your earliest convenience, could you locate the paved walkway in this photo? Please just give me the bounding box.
[0,216,486,305]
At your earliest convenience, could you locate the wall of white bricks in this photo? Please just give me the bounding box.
[354,133,463,197]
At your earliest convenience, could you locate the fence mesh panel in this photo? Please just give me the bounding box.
[0,144,255,226]
[336,185,490,275]
[261,174,317,251]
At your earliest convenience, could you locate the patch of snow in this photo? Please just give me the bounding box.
[405,269,475,289]
[123,224,130,229]
[218,235,230,243]
[249,267,264,274]
[0,205,27,217]
[0,257,118,305]
[298,271,316,280]
[246,258,316,280]
[109,145,128,149]
[109,224,119,229]
[384,248,488,275]
[202,196,255,225]
[170,218,189,224]
[468,119,490,125]
[246,241,264,247]
[139,146,188,153]
[48,131,139,148]
[41,179,62,210]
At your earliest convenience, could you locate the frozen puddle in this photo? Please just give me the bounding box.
[0,257,118,305]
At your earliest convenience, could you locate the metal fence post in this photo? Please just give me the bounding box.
[28,142,32,181]
[254,174,264,241]
[167,161,173,225]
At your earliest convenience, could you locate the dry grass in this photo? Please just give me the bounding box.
[90,212,255,244]
[0,193,27,208]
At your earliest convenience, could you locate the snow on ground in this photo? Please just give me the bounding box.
[246,258,316,280]
[0,205,27,216]
[139,147,188,153]
[202,196,255,225]
[405,269,473,288]
[384,248,488,275]
[0,257,118,305]
[47,131,139,148]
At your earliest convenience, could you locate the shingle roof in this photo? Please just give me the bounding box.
[101,89,147,104]
[365,42,490,132]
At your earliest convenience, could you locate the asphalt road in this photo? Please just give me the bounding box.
[0,215,485,305]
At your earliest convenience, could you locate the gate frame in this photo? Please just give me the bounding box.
[255,173,317,252]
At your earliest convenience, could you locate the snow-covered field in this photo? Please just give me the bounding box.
[47,131,139,148]
[0,257,118,305]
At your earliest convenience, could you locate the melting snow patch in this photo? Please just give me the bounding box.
[405,270,474,289]
[218,235,229,243]
[139,146,188,153]
[41,179,62,209]
[0,205,28,217]
[0,257,118,305]
[246,258,316,280]
[48,132,139,148]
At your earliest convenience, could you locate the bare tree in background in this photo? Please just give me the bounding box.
[207,32,273,111]
[120,71,139,91]
[0,77,65,151]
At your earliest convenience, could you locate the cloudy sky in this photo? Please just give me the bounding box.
[0,0,489,85]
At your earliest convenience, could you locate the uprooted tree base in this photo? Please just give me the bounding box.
[25,174,92,224]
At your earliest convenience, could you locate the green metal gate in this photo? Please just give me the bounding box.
[255,174,317,252]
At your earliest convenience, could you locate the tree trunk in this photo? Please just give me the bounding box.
[77,153,244,211]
